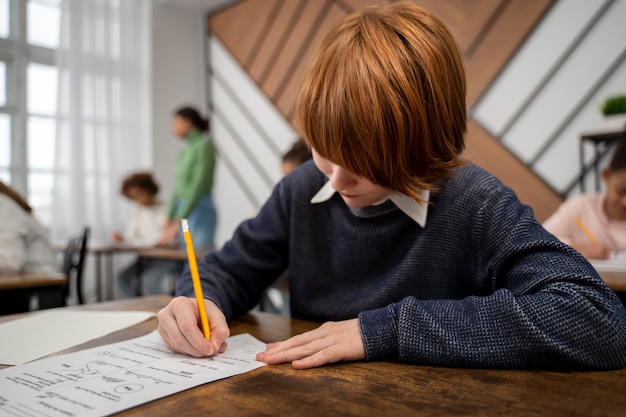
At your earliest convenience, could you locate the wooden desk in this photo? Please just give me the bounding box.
[135,246,189,261]
[89,243,131,301]
[1,295,625,416]
[0,271,67,290]
[88,244,197,301]
[596,270,626,292]
[135,246,211,261]
[590,260,626,293]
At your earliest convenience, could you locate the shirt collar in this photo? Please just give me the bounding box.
[310,181,429,227]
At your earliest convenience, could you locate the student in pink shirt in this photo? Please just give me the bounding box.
[543,139,626,259]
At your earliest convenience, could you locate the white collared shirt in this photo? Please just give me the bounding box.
[310,181,429,227]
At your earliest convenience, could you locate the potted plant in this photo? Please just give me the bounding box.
[600,94,626,130]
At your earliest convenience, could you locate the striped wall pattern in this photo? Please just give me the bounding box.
[208,0,566,222]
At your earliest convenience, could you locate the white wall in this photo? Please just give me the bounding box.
[151,4,207,207]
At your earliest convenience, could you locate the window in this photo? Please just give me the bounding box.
[0,0,8,39]
[27,0,61,49]
[0,0,61,226]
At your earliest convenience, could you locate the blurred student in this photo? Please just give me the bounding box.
[281,139,312,176]
[543,139,626,259]
[158,106,217,250]
[0,182,58,314]
[157,2,626,370]
[114,172,181,297]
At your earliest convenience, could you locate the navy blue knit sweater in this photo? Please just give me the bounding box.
[176,161,626,369]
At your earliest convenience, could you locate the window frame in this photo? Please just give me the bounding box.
[0,0,58,203]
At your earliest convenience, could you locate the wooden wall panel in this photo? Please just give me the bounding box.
[337,0,385,11]
[209,0,562,221]
[416,0,504,52]
[464,0,554,106]
[208,0,280,67]
[248,0,306,83]
[263,1,329,104]
[276,3,347,122]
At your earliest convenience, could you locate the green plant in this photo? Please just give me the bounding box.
[601,94,626,116]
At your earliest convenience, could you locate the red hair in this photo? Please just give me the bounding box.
[295,2,467,202]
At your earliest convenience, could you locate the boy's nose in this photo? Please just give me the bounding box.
[329,166,356,192]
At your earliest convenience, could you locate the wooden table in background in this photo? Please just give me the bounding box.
[597,270,626,292]
[135,246,211,261]
[88,242,145,301]
[590,260,626,293]
[1,295,625,416]
[0,272,67,290]
[88,244,209,301]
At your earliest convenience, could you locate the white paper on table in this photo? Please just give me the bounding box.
[0,310,156,365]
[0,331,267,417]
[590,253,626,273]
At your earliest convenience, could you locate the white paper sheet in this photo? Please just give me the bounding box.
[590,253,626,273]
[0,310,156,365]
[0,331,266,417]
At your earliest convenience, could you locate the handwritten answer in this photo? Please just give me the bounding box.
[0,331,267,417]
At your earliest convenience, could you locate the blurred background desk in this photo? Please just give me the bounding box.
[0,271,67,291]
[0,271,68,314]
[88,242,150,302]
[579,127,626,191]
[590,260,626,293]
[599,270,626,292]
[1,295,624,417]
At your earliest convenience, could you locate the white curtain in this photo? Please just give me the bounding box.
[52,0,152,243]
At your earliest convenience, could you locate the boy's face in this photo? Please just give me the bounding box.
[603,168,626,221]
[312,149,391,208]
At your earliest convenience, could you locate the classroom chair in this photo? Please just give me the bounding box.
[61,226,90,305]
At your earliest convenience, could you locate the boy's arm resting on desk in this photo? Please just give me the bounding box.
[359,189,626,370]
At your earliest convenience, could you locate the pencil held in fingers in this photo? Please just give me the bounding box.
[182,218,211,339]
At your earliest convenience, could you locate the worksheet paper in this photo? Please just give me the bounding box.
[0,331,267,417]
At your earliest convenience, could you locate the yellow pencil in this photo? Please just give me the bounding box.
[181,219,211,339]
[573,216,597,244]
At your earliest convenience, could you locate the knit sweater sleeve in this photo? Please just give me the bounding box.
[358,183,626,370]
[175,177,290,319]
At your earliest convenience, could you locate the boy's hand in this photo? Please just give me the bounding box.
[256,319,365,369]
[157,296,230,357]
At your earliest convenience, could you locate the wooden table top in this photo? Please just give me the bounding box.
[135,246,211,261]
[0,271,67,290]
[599,270,626,292]
[1,295,625,417]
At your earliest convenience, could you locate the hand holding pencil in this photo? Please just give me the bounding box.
[156,221,231,358]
